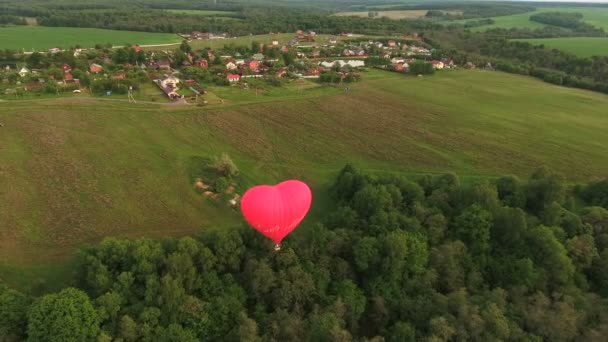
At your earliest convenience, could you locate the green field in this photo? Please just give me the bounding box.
[1,69,608,289]
[513,37,608,57]
[457,7,608,32]
[0,26,181,51]
[165,9,238,16]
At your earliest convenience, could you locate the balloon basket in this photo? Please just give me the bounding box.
[273,243,282,252]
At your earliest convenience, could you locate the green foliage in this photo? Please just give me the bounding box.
[1,165,607,340]
[0,284,30,341]
[213,153,239,178]
[27,288,99,342]
[409,61,435,75]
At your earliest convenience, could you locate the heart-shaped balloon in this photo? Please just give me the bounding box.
[241,180,312,244]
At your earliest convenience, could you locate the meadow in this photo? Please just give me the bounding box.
[513,37,608,57]
[1,69,608,289]
[458,6,608,32]
[0,26,180,51]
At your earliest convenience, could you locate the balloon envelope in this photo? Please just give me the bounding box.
[241,180,312,244]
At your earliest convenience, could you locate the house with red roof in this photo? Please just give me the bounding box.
[227,74,241,82]
[112,72,126,80]
[132,45,142,52]
[62,64,72,73]
[195,58,209,68]
[245,59,260,71]
[90,63,103,73]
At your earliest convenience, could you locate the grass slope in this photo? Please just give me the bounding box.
[1,69,607,288]
[0,26,180,51]
[513,37,608,57]
[457,6,608,32]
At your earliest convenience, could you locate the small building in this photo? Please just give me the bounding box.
[112,72,126,80]
[271,40,279,46]
[64,72,74,81]
[225,60,237,70]
[431,60,445,70]
[388,40,397,47]
[158,60,171,71]
[390,63,406,72]
[62,64,72,73]
[245,59,261,71]
[195,58,208,68]
[227,74,241,83]
[132,45,141,52]
[159,75,180,89]
[49,48,62,54]
[90,63,103,73]
[192,31,212,40]
[252,53,265,61]
[391,57,406,64]
[18,67,30,77]
[328,36,338,44]
[275,69,287,78]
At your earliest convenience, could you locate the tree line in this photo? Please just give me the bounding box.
[1,165,608,341]
[530,12,605,36]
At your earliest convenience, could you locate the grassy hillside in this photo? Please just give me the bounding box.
[458,7,608,32]
[1,69,608,288]
[513,37,608,57]
[0,26,180,51]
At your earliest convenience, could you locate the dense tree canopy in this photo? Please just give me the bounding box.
[1,165,607,340]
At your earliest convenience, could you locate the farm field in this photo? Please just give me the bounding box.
[1,69,608,289]
[513,37,608,57]
[458,6,608,32]
[0,26,181,51]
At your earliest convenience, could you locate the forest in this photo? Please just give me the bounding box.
[1,165,608,341]
[530,12,605,35]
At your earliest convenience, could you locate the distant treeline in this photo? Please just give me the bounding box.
[24,6,443,36]
[530,12,605,35]
[1,165,607,340]
[0,15,27,25]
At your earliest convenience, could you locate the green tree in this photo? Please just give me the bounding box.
[118,315,138,341]
[0,285,30,341]
[27,288,100,342]
[336,280,366,331]
[453,204,492,264]
[526,168,566,213]
[388,321,416,342]
[213,153,239,178]
[180,40,191,53]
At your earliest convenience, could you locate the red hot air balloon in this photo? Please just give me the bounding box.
[241,180,312,250]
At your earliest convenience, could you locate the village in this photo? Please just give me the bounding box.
[0,30,466,103]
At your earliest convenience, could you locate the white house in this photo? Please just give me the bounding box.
[225,61,237,70]
[431,61,445,70]
[391,57,406,64]
[319,60,365,68]
[18,67,30,77]
[159,75,180,89]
